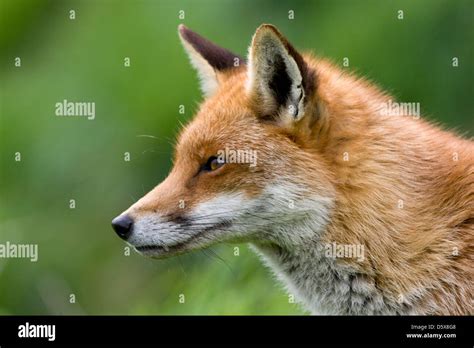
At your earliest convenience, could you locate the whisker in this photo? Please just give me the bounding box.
[177,255,187,277]
[137,134,160,139]
[205,248,236,276]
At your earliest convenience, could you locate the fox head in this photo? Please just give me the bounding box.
[112,24,335,258]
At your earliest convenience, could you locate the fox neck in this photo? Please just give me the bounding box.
[252,235,411,315]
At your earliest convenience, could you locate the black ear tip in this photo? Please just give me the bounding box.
[256,24,280,36]
[178,25,245,71]
[178,24,190,38]
[255,24,286,45]
[259,23,277,31]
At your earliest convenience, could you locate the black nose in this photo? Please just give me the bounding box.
[112,215,134,240]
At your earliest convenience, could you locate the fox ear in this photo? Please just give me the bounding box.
[247,24,315,123]
[178,25,244,97]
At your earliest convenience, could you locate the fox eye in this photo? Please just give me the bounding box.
[202,156,224,172]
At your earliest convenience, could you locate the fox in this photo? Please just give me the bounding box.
[112,24,474,315]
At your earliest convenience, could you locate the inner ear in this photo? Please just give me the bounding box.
[269,53,293,107]
[247,24,315,122]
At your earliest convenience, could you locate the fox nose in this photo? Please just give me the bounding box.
[112,215,134,240]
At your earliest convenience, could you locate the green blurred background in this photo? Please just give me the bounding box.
[0,0,472,314]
